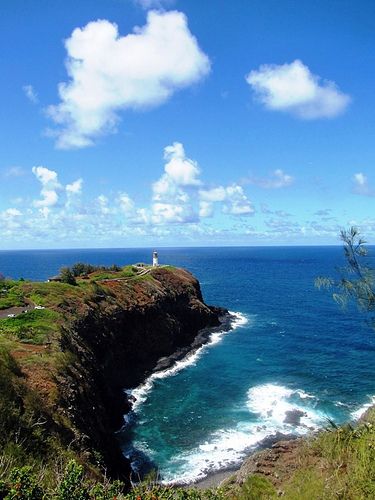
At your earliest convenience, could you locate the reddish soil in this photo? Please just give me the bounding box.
[12,344,57,404]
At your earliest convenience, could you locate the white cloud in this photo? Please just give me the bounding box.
[151,202,194,224]
[66,178,83,195]
[117,192,149,223]
[134,0,174,9]
[151,142,200,223]
[0,146,259,246]
[163,142,201,186]
[246,60,350,119]
[32,166,61,207]
[223,185,254,215]
[39,207,51,218]
[48,11,210,148]
[36,190,59,207]
[198,200,213,218]
[354,172,366,186]
[1,208,22,219]
[32,166,59,186]
[118,193,135,214]
[97,195,111,214]
[23,84,38,104]
[199,186,226,202]
[199,184,254,217]
[248,169,294,189]
[353,172,374,197]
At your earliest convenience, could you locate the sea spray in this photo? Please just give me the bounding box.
[351,396,375,420]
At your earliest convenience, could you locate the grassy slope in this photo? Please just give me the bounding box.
[0,266,165,495]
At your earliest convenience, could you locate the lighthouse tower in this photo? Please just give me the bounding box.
[152,250,159,267]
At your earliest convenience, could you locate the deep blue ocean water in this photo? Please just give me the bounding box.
[1,246,375,483]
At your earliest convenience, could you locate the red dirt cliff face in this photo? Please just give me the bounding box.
[56,267,226,480]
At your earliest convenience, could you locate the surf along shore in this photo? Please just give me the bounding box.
[125,306,375,491]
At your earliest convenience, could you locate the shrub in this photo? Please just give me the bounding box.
[60,268,77,286]
[5,466,43,500]
[57,460,89,500]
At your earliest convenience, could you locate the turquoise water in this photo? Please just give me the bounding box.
[119,246,375,483]
[1,246,375,483]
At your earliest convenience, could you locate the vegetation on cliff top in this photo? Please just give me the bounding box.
[0,264,217,498]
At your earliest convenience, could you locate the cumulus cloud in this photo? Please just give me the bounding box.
[118,192,149,224]
[118,193,135,214]
[150,142,254,223]
[1,146,258,246]
[23,84,38,104]
[152,202,196,224]
[47,11,210,148]
[246,60,350,119]
[248,169,294,189]
[97,195,111,215]
[151,142,200,224]
[66,178,83,195]
[32,166,61,207]
[353,172,375,196]
[199,184,254,217]
[163,142,201,186]
[1,208,22,219]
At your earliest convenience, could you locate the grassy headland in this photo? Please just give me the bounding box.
[0,264,374,499]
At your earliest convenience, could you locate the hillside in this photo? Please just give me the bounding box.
[0,265,228,495]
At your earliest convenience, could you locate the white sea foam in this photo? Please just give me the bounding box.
[128,311,248,412]
[160,425,271,484]
[247,383,322,430]
[158,383,325,484]
[351,396,375,420]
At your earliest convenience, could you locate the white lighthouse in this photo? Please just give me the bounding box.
[152,250,159,267]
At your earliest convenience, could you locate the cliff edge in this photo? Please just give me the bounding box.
[0,265,228,483]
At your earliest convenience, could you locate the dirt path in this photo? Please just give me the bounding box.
[0,303,36,319]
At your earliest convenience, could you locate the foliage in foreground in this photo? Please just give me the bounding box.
[315,226,375,326]
[0,459,230,500]
[2,415,375,500]
[280,416,375,500]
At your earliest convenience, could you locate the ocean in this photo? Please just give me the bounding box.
[1,246,375,483]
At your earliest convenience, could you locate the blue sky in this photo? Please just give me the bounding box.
[1,0,374,249]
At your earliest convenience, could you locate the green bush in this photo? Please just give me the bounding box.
[4,466,43,500]
[57,460,89,500]
[89,480,124,500]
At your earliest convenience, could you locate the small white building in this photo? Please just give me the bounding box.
[152,250,159,267]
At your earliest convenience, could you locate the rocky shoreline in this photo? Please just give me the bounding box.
[189,406,375,492]
[148,310,235,375]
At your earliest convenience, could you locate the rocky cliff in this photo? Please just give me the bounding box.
[44,267,228,480]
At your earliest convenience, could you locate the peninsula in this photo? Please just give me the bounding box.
[0,264,229,489]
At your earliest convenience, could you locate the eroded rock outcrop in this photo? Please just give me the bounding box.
[56,267,228,479]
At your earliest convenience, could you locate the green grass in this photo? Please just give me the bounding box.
[0,309,60,344]
[279,418,375,499]
[88,265,152,281]
[0,281,26,309]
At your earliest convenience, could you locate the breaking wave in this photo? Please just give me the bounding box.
[156,383,325,484]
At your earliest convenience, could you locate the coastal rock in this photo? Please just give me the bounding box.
[57,267,229,480]
[283,409,307,426]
